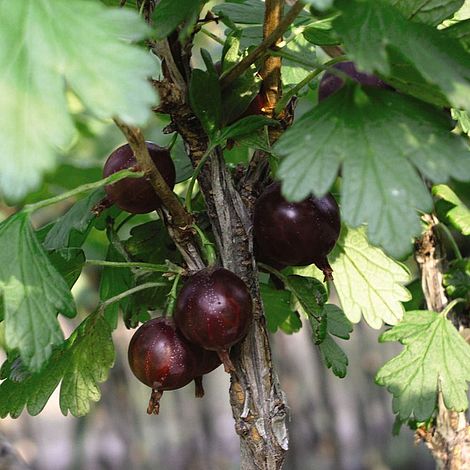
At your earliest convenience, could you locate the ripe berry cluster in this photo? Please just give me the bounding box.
[108,61,375,414]
[128,268,253,415]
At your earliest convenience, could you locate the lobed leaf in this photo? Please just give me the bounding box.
[275,84,470,257]
[0,315,114,418]
[0,213,76,371]
[0,0,156,200]
[433,184,470,235]
[334,0,470,112]
[329,226,410,328]
[376,310,470,420]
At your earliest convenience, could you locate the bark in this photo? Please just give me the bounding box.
[154,81,289,467]
[414,215,470,469]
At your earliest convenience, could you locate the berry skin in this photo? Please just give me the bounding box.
[174,268,253,373]
[128,317,198,414]
[103,142,176,214]
[318,61,390,102]
[253,182,340,279]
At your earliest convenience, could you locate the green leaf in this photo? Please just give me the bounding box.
[433,184,470,235]
[220,116,278,142]
[376,310,470,420]
[452,108,470,135]
[43,189,105,251]
[99,245,133,330]
[124,220,180,265]
[388,0,464,26]
[259,284,302,334]
[285,275,328,345]
[189,69,222,138]
[318,334,348,378]
[443,259,470,299]
[445,19,470,51]
[48,248,86,289]
[381,48,449,108]
[285,275,328,321]
[152,0,204,39]
[329,226,411,329]
[59,316,115,416]
[303,0,335,12]
[213,0,266,25]
[303,17,340,46]
[0,315,114,418]
[324,304,353,339]
[0,213,76,371]
[44,188,105,250]
[281,35,318,86]
[171,137,194,183]
[0,0,157,201]
[275,84,470,257]
[221,69,262,126]
[334,0,470,112]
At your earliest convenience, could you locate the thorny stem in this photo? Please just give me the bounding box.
[114,119,192,227]
[219,0,306,90]
[24,169,143,213]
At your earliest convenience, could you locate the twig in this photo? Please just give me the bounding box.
[260,0,284,116]
[114,119,192,228]
[220,0,305,90]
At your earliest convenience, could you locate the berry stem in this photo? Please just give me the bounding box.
[194,376,205,398]
[147,388,163,415]
[218,349,236,374]
[24,169,144,214]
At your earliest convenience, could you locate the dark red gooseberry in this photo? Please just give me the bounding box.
[103,142,176,214]
[128,317,198,415]
[174,268,253,373]
[318,61,391,102]
[253,182,340,280]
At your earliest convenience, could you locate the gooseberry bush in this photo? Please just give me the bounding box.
[0,0,470,468]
